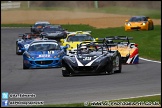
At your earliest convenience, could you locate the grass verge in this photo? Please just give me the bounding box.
[32,95,161,107]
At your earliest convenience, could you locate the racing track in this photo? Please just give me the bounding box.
[1,28,161,105]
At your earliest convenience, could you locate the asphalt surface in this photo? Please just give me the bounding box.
[1,28,161,106]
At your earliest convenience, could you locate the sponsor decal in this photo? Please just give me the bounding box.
[38,54,50,58]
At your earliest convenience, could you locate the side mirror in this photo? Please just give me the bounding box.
[148,19,151,21]
[125,20,128,22]
[135,44,138,47]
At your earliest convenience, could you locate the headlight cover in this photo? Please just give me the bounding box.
[142,22,146,25]
[24,44,29,49]
[127,23,131,26]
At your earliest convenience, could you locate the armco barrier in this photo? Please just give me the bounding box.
[1,2,21,10]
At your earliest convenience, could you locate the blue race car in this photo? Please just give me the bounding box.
[23,40,67,69]
[16,33,42,55]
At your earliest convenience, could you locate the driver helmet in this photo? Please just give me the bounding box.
[80,45,88,52]
[107,39,113,44]
[23,34,31,40]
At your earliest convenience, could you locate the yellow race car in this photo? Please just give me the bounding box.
[125,16,154,31]
[60,31,96,56]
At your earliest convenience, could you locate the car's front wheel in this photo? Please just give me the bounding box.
[16,42,21,55]
[151,23,154,30]
[62,70,70,77]
[23,60,29,69]
[62,66,70,77]
[115,56,122,73]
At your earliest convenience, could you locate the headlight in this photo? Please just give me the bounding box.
[24,44,29,49]
[127,23,131,26]
[142,22,146,25]
[54,55,61,58]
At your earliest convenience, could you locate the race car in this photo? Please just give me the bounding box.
[97,36,139,64]
[30,21,50,33]
[23,40,67,69]
[40,25,68,40]
[16,33,42,55]
[125,16,154,31]
[60,31,96,56]
[61,41,122,77]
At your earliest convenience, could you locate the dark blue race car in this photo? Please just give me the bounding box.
[23,40,67,69]
[16,33,42,55]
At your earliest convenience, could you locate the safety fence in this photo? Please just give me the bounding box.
[1,2,21,10]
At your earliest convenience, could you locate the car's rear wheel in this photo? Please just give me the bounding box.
[62,66,70,77]
[16,42,21,55]
[151,23,154,30]
[106,61,114,75]
[115,55,122,73]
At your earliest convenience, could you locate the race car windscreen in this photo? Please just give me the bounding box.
[34,24,50,28]
[129,17,148,22]
[42,27,64,33]
[28,43,60,51]
[67,35,94,42]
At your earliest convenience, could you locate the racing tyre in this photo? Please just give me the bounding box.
[23,60,29,69]
[151,23,154,30]
[16,42,21,55]
[106,61,114,75]
[62,70,70,77]
[115,56,122,73]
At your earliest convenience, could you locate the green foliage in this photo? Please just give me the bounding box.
[62,25,161,61]
[3,6,160,19]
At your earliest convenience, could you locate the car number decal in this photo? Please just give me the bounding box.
[83,57,92,61]
[38,54,50,58]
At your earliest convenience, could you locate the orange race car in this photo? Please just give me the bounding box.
[97,36,139,64]
[125,16,154,31]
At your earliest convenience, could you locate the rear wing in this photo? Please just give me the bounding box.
[96,36,133,45]
[66,31,91,34]
[18,33,41,39]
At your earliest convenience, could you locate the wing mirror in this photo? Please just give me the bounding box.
[135,44,138,47]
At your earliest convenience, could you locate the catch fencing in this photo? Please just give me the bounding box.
[1,2,21,10]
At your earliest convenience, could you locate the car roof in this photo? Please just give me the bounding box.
[44,25,62,28]
[30,40,58,45]
[35,21,50,25]
[68,31,91,36]
[132,16,146,18]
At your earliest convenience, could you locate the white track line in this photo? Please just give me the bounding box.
[108,93,161,101]
[140,57,161,63]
